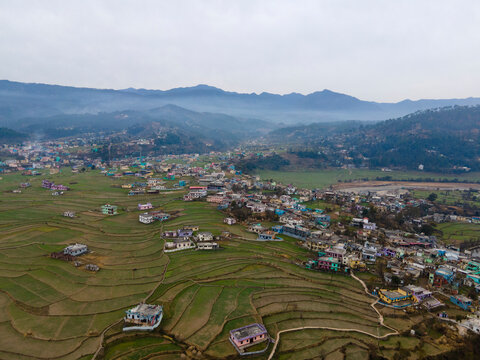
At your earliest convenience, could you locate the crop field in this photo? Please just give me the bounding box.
[435,222,480,246]
[411,190,480,208]
[0,170,447,359]
[256,169,480,190]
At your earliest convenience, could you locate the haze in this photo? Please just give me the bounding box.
[0,0,479,102]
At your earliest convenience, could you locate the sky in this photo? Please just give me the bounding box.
[0,0,479,102]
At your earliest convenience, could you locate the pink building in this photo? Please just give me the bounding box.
[138,203,153,211]
[230,323,268,350]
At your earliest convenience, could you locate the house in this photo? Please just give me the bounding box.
[315,215,331,225]
[207,195,225,203]
[85,264,100,272]
[164,238,195,251]
[450,295,473,311]
[303,238,324,252]
[257,231,279,241]
[325,248,346,262]
[139,213,154,224]
[248,223,267,234]
[151,212,170,222]
[178,229,193,237]
[101,204,118,215]
[163,230,177,238]
[434,267,455,287]
[224,217,236,225]
[138,203,153,211]
[363,222,377,231]
[317,256,341,272]
[63,243,88,256]
[124,303,163,331]
[196,232,214,242]
[197,242,219,250]
[283,224,310,240]
[272,225,284,233]
[230,323,268,352]
[362,243,378,262]
[402,285,432,302]
[183,225,200,231]
[378,288,412,304]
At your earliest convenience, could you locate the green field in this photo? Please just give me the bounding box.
[435,222,480,246]
[412,189,480,208]
[256,169,480,189]
[0,170,455,359]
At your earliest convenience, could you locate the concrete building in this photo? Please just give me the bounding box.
[63,243,88,256]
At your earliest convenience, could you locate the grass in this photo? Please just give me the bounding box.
[0,169,458,359]
[255,169,480,189]
[435,222,480,245]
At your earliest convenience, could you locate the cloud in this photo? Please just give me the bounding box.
[0,0,479,101]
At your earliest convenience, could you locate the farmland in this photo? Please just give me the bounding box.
[0,170,456,359]
[256,169,480,190]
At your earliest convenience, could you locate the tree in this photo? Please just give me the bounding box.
[427,193,438,202]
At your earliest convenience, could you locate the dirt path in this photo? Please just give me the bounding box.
[267,271,399,360]
[91,254,171,360]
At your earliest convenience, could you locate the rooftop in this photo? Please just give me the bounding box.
[230,323,267,341]
[128,303,163,316]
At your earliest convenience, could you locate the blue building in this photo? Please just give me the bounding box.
[450,295,473,311]
[272,225,284,233]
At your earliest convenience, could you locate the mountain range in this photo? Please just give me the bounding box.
[267,105,480,172]
[2,80,480,125]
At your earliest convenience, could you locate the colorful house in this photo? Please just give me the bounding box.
[229,323,268,352]
[124,303,163,331]
[101,204,118,215]
[402,285,432,302]
[317,256,341,272]
[257,231,280,241]
[378,288,412,304]
[224,217,236,225]
[450,295,473,311]
[139,213,154,224]
[138,203,153,211]
[155,213,170,222]
[63,243,88,256]
[434,268,454,287]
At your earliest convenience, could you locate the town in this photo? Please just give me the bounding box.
[1,137,480,359]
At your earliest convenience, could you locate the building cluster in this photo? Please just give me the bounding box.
[163,226,222,252]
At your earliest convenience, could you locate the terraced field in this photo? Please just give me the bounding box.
[0,171,444,359]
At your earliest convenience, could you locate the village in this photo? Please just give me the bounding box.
[2,139,480,358]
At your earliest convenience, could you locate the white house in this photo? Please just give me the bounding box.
[64,243,88,256]
[139,213,154,224]
[196,232,214,242]
[197,242,219,250]
[224,217,236,225]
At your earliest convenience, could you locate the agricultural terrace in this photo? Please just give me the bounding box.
[0,170,443,359]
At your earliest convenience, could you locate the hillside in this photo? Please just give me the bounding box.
[266,105,480,173]
[8,104,273,153]
[0,127,28,143]
[2,80,480,124]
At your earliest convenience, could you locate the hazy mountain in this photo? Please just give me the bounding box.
[268,105,480,172]
[0,127,27,143]
[12,104,273,152]
[2,80,480,125]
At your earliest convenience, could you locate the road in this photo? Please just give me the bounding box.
[267,271,399,360]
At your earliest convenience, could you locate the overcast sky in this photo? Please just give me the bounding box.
[0,0,479,102]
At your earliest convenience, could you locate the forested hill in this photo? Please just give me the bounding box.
[357,106,480,171]
[267,105,480,173]
[0,127,27,143]
[372,105,480,134]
